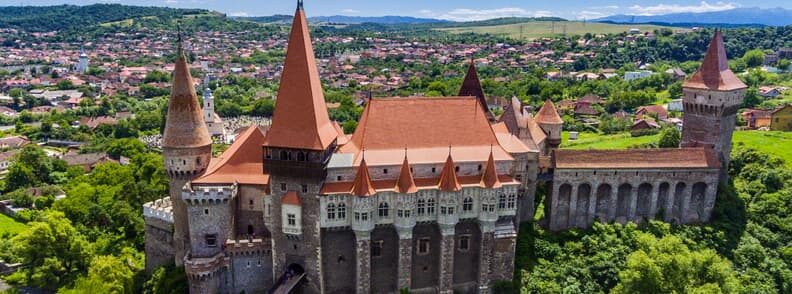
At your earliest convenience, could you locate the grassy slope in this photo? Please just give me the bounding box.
[438,21,670,39]
[562,130,792,166]
[0,214,27,236]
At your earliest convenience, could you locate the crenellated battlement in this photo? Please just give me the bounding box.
[143,197,174,224]
[224,238,272,256]
[184,251,229,280]
[182,183,237,205]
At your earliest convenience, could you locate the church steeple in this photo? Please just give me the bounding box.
[264,0,336,151]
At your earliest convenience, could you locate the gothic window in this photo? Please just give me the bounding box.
[507,194,516,209]
[498,194,507,209]
[371,240,383,258]
[287,214,296,226]
[417,199,426,215]
[297,152,306,162]
[418,238,430,255]
[463,197,473,212]
[205,234,217,247]
[361,212,369,221]
[458,235,470,252]
[441,207,447,214]
[355,212,360,221]
[398,209,411,218]
[427,198,436,215]
[378,202,390,218]
[327,203,336,220]
[337,203,347,219]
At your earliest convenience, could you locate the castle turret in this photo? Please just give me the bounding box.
[681,30,747,181]
[162,34,212,266]
[459,59,494,121]
[536,99,563,150]
[262,2,340,292]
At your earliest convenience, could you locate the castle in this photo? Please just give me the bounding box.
[143,2,745,293]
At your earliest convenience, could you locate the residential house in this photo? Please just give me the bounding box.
[665,68,686,80]
[631,119,660,131]
[742,109,772,129]
[758,86,782,99]
[771,104,792,131]
[61,152,117,172]
[0,136,30,149]
[636,105,669,120]
[668,99,684,112]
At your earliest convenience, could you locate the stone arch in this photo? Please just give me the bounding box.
[595,184,612,222]
[616,184,632,223]
[672,182,687,223]
[691,182,708,222]
[657,182,670,219]
[556,184,572,228]
[576,183,592,227]
[636,183,653,220]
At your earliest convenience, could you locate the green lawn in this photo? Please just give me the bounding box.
[0,213,27,236]
[439,21,673,40]
[561,131,660,149]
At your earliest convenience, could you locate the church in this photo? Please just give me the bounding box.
[143,2,744,293]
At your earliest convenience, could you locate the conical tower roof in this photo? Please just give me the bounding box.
[264,3,337,151]
[481,149,502,188]
[438,152,461,192]
[395,153,418,194]
[683,30,746,91]
[459,59,492,120]
[351,156,376,197]
[535,99,563,125]
[162,37,211,149]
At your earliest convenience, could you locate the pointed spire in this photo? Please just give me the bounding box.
[438,150,461,192]
[297,0,304,10]
[459,58,492,120]
[264,2,337,151]
[535,99,563,125]
[351,155,376,197]
[683,30,746,91]
[162,28,211,149]
[395,150,418,194]
[481,147,502,189]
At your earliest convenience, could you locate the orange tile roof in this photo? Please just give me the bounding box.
[553,148,721,169]
[535,99,563,125]
[683,31,747,91]
[395,154,418,194]
[458,60,493,120]
[162,45,211,149]
[320,175,519,195]
[193,126,270,185]
[282,191,301,206]
[491,122,535,153]
[351,157,376,197]
[263,7,337,151]
[438,153,461,192]
[480,150,502,188]
[340,97,512,165]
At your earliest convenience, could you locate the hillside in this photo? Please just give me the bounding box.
[438,21,671,39]
[0,4,209,32]
[309,15,446,25]
[596,7,792,27]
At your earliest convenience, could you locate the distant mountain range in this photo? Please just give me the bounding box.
[595,7,792,27]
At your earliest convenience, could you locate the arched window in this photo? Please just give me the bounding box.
[280,150,289,160]
[327,203,336,220]
[507,194,516,209]
[498,194,507,209]
[417,199,426,215]
[463,197,473,212]
[297,151,306,162]
[427,198,436,215]
[337,203,347,219]
[378,202,390,218]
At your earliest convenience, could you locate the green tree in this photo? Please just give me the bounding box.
[658,127,681,148]
[742,49,765,68]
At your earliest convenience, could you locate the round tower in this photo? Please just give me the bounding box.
[535,99,563,150]
[162,34,212,266]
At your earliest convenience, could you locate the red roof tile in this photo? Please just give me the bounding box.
[282,191,301,206]
[438,153,461,192]
[458,60,493,120]
[553,148,721,169]
[395,154,418,194]
[194,126,270,185]
[536,99,563,125]
[162,44,212,149]
[351,157,376,197]
[480,149,502,188]
[683,31,747,91]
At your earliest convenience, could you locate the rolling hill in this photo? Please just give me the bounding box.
[596,7,792,27]
[439,20,672,40]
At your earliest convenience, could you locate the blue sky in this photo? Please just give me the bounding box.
[1,0,790,20]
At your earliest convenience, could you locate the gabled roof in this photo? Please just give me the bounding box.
[282,191,301,206]
[395,154,418,194]
[351,157,377,197]
[535,99,563,125]
[438,153,461,192]
[480,149,502,188]
[162,42,212,149]
[553,148,721,169]
[263,5,337,151]
[193,126,270,185]
[458,60,493,120]
[683,31,747,91]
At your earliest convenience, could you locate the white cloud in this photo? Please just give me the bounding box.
[575,11,607,20]
[435,7,556,21]
[228,11,249,17]
[164,0,178,4]
[418,9,433,15]
[629,1,737,16]
[341,9,360,14]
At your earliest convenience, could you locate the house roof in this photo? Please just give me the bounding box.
[339,97,512,166]
[320,175,519,195]
[162,43,212,149]
[553,148,721,170]
[193,126,270,185]
[535,99,563,125]
[683,31,747,91]
[263,6,337,151]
